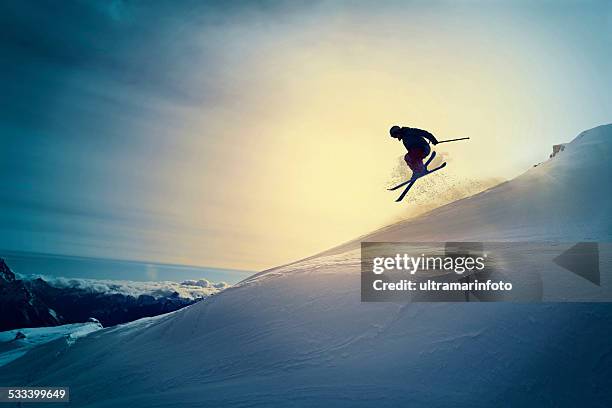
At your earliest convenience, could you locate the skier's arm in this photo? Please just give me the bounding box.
[422,131,439,145]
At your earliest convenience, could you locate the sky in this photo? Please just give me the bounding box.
[0,0,611,271]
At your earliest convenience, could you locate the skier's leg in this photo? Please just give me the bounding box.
[420,143,434,168]
[403,153,421,174]
[404,148,427,176]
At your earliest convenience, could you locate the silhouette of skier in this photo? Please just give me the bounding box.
[390,125,439,177]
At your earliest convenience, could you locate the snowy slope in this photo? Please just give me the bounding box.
[336,124,612,249]
[1,125,611,407]
[0,322,102,368]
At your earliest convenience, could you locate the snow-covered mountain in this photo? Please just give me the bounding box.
[1,125,611,407]
[0,259,60,330]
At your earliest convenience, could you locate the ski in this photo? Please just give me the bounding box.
[388,177,416,191]
[395,162,447,202]
[394,180,417,202]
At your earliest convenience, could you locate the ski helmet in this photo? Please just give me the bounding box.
[389,125,401,138]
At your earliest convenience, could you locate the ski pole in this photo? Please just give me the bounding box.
[437,137,470,144]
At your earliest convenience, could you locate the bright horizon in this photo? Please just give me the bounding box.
[1,1,611,271]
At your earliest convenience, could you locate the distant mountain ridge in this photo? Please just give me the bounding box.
[0,259,59,331]
[0,258,198,331]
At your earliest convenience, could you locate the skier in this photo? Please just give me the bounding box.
[389,125,439,177]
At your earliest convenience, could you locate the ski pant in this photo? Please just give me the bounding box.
[404,143,431,174]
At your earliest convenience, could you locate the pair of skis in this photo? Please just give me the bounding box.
[388,152,447,202]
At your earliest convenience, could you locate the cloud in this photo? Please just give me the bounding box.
[20,274,229,300]
[180,279,228,289]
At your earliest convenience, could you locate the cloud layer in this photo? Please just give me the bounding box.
[20,274,229,300]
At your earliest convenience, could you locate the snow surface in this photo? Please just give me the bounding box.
[0,322,102,368]
[1,125,611,407]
